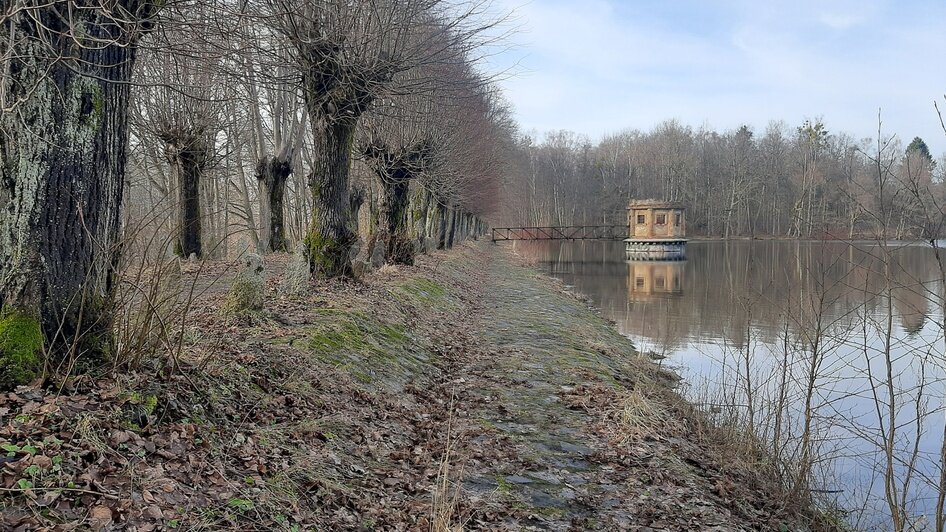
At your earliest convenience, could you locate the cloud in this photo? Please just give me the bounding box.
[492,0,946,154]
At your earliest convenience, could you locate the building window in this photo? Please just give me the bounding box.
[656,213,666,225]
[655,277,665,289]
[635,277,645,289]
[674,213,682,226]
[636,214,645,225]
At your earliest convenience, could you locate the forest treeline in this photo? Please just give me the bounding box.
[0,0,516,388]
[498,119,946,239]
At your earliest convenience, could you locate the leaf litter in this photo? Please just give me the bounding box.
[1,243,831,531]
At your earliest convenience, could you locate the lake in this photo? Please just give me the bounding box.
[510,239,946,529]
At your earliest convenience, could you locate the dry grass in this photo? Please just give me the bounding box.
[429,394,467,532]
[616,384,685,443]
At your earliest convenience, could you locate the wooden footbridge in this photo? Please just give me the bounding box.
[491,225,628,242]
[492,201,688,260]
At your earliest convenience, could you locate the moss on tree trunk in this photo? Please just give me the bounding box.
[0,310,44,389]
[376,168,413,265]
[305,120,358,277]
[0,6,153,386]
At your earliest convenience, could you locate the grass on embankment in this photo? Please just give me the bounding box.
[0,242,840,531]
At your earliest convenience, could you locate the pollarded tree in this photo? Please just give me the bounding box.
[262,0,500,277]
[362,133,435,264]
[133,29,228,259]
[234,28,308,253]
[0,1,164,388]
[253,92,305,253]
[359,46,485,264]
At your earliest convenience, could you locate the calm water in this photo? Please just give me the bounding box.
[513,239,946,529]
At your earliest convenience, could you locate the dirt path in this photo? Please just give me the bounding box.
[438,244,825,530]
[1,242,825,531]
[462,246,638,528]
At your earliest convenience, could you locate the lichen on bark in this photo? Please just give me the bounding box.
[0,3,157,376]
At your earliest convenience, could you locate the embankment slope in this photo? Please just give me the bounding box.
[1,242,828,530]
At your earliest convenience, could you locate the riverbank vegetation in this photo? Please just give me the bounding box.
[499,119,945,240]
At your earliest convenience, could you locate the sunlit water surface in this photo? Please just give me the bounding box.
[512,239,946,529]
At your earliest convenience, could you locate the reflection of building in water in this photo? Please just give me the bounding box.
[519,239,944,356]
[618,260,689,355]
[627,261,685,300]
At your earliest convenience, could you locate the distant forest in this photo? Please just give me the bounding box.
[499,119,945,239]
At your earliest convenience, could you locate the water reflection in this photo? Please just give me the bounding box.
[518,240,944,351]
[627,261,684,299]
[513,239,946,529]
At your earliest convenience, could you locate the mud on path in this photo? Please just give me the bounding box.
[1,242,825,531]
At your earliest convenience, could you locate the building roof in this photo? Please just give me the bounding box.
[627,199,685,210]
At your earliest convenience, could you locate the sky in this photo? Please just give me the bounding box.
[489,0,946,154]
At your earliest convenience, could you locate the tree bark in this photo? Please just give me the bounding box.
[371,159,414,265]
[407,187,429,252]
[0,5,153,384]
[305,120,358,277]
[166,139,207,259]
[436,203,448,250]
[257,154,292,252]
[380,179,413,264]
[446,208,458,248]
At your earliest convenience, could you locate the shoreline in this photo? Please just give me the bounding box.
[688,234,937,244]
[1,242,830,530]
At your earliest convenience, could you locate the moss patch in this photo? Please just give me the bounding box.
[299,309,429,390]
[222,275,264,316]
[0,310,43,389]
[305,229,354,278]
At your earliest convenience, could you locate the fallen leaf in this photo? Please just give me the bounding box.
[90,505,112,521]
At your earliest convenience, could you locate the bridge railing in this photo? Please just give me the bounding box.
[491,225,628,241]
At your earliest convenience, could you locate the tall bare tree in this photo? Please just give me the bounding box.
[262,0,499,276]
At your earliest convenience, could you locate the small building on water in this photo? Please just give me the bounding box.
[625,200,687,260]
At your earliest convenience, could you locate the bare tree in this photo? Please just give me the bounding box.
[132,17,230,259]
[236,32,308,253]
[260,0,499,276]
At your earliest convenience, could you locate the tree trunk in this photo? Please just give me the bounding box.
[0,7,151,386]
[372,163,413,265]
[408,187,430,252]
[424,193,437,243]
[167,140,206,259]
[446,208,458,248]
[436,203,448,250]
[306,120,358,277]
[257,155,292,252]
[459,213,468,241]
